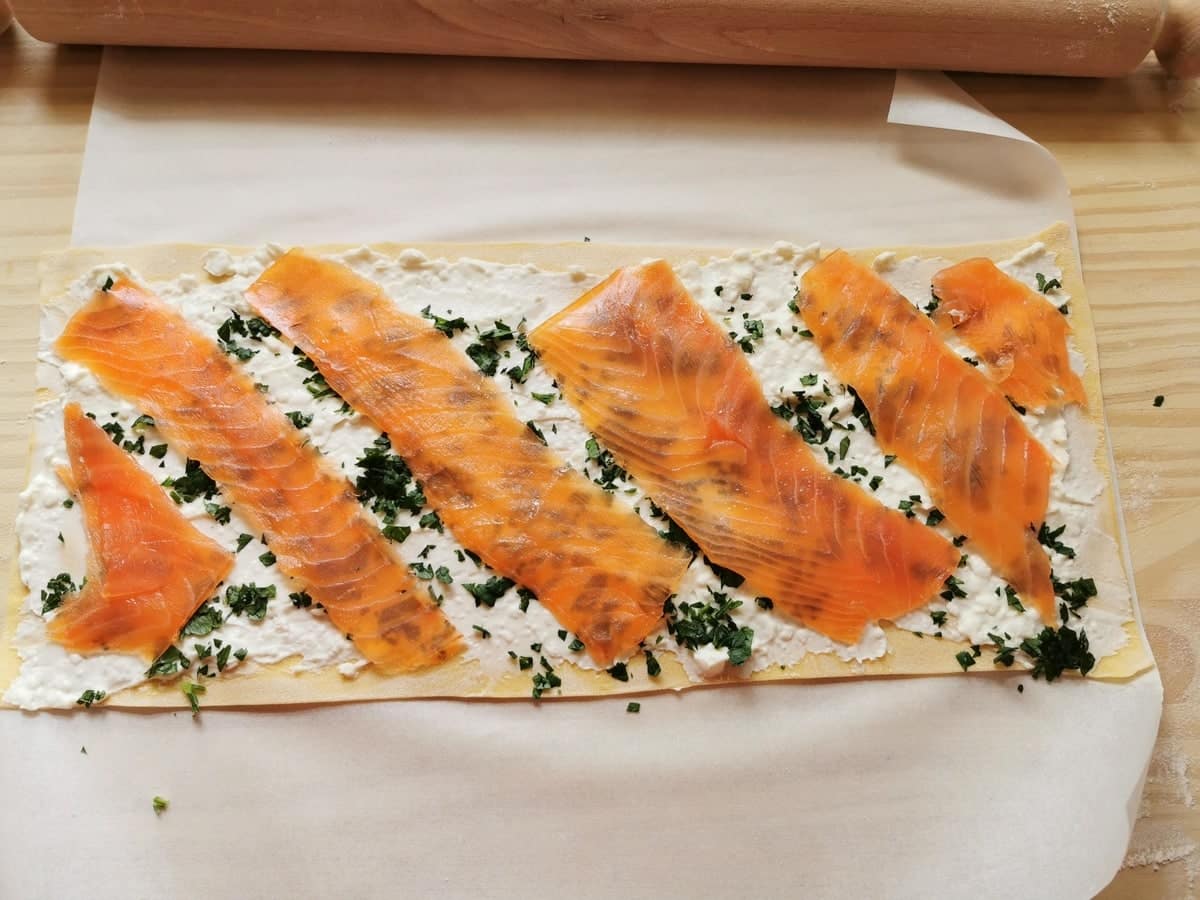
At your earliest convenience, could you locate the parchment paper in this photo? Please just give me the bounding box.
[1,49,1161,899]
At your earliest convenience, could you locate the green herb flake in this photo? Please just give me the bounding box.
[464,576,516,608]
[181,681,206,716]
[76,689,106,708]
[285,411,313,429]
[526,421,548,445]
[162,459,218,504]
[258,550,276,567]
[225,583,275,620]
[146,645,190,679]
[1037,522,1076,559]
[1154,394,1164,408]
[152,796,169,815]
[531,392,556,405]
[235,533,254,553]
[955,650,976,671]
[755,596,774,611]
[626,702,641,714]
[101,276,115,292]
[644,651,662,677]
[419,305,469,337]
[1035,273,1062,294]
[472,625,492,639]
[289,591,313,608]
[926,508,945,528]
[930,610,948,627]
[40,572,78,613]
[181,602,223,637]
[204,502,232,525]
[149,443,169,460]
[607,662,629,682]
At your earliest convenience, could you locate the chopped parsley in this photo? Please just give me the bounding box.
[180,602,223,637]
[1154,395,1164,408]
[420,305,469,337]
[472,625,492,639]
[152,796,169,815]
[289,591,313,608]
[517,587,536,612]
[1037,522,1076,559]
[584,436,630,491]
[163,459,218,504]
[285,411,313,429]
[1053,575,1097,616]
[293,347,347,407]
[382,524,412,543]
[76,689,106,708]
[39,572,77,614]
[204,503,231,525]
[463,576,516,607]
[531,392,556,405]
[644,650,662,677]
[235,533,254,552]
[771,390,833,446]
[409,562,435,580]
[847,387,875,436]
[940,575,967,601]
[930,610,948,627]
[504,333,538,384]
[665,590,754,666]
[354,434,425,522]
[1035,273,1062,294]
[181,681,206,716]
[146,645,190,679]
[568,637,585,652]
[607,662,630,682]
[626,702,641,714]
[955,649,976,671]
[225,583,275,620]
[1021,626,1094,681]
[704,557,745,589]
[526,421,548,445]
[149,443,168,460]
[924,291,941,315]
[418,511,443,532]
[1003,586,1025,612]
[755,596,774,611]
[62,498,74,509]
[101,276,115,292]
[925,508,945,527]
[258,550,276,567]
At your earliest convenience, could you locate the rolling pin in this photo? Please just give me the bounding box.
[13,0,1200,79]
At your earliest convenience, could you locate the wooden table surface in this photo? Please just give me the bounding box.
[1,21,1197,898]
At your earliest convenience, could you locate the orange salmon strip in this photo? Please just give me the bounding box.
[931,258,1086,411]
[56,280,464,672]
[247,252,690,667]
[530,261,959,645]
[48,403,234,659]
[799,251,1057,623]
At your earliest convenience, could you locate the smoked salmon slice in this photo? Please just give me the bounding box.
[56,279,464,672]
[246,252,691,667]
[48,403,234,659]
[931,258,1087,411]
[799,251,1057,623]
[529,261,959,645]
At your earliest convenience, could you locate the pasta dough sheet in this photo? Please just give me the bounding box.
[0,223,1153,709]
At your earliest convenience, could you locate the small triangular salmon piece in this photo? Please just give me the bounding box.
[932,257,1087,412]
[48,404,235,659]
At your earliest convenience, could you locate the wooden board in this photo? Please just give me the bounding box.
[0,27,1196,894]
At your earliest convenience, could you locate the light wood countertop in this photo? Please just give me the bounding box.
[1,22,1197,897]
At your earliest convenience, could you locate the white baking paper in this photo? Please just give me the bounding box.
[1,48,1161,899]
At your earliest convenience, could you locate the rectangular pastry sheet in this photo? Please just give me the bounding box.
[0,223,1153,709]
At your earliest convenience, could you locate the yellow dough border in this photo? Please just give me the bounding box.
[0,223,1154,709]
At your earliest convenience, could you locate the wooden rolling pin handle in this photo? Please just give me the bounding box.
[9,0,1195,79]
[1157,0,1200,78]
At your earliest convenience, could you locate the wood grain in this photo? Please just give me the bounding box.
[0,22,1198,896]
[11,0,1171,78]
